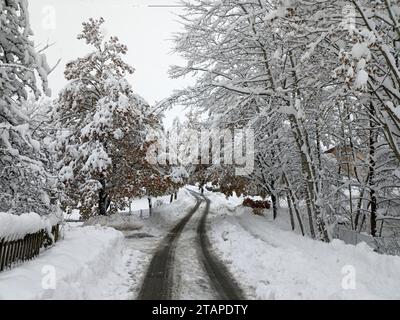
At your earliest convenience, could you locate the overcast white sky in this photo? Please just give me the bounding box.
[28,0,192,128]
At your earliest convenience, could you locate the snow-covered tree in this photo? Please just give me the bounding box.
[54,18,159,217]
[0,0,53,215]
[168,0,400,241]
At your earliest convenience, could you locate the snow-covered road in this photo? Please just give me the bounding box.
[138,190,244,300]
[172,199,217,299]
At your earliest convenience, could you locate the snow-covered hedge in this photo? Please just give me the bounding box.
[0,212,60,241]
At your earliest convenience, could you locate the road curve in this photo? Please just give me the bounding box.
[138,190,245,300]
[137,195,202,300]
[192,191,245,300]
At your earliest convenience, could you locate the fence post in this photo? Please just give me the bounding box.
[0,239,4,272]
[23,234,28,261]
[34,232,40,256]
[28,234,33,260]
[10,240,17,267]
[40,230,45,250]
[24,235,29,261]
[17,239,23,263]
[4,240,11,269]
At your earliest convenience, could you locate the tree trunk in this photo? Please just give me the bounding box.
[271,192,278,220]
[368,103,378,237]
[269,180,278,220]
[287,54,328,242]
[359,213,366,232]
[148,197,152,217]
[354,180,368,230]
[288,114,316,239]
[293,116,328,241]
[293,200,305,236]
[98,188,109,216]
[174,192,178,200]
[283,173,305,236]
[286,193,296,231]
[170,194,174,203]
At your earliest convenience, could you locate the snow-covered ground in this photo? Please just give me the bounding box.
[3,188,399,300]
[0,188,195,300]
[0,225,128,299]
[206,191,400,300]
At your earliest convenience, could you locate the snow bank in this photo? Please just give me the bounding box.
[84,213,144,232]
[0,225,126,300]
[207,193,400,300]
[0,212,59,240]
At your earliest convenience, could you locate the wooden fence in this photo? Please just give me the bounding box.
[0,224,60,272]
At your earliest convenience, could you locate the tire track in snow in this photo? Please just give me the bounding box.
[138,189,245,300]
[137,196,202,300]
[192,190,246,300]
[172,201,217,299]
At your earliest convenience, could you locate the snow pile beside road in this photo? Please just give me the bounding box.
[0,225,129,300]
[0,212,60,240]
[208,195,400,299]
[84,213,144,231]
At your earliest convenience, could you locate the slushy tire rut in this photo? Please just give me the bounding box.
[196,195,245,300]
[138,190,245,300]
[138,196,201,300]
